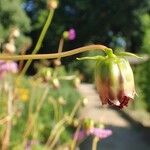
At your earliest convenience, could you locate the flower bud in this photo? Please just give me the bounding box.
[3,41,16,54]
[95,56,135,108]
[82,118,94,133]
[53,58,61,66]
[82,98,88,106]
[40,67,52,82]
[47,0,58,9]
[73,77,81,88]
[10,27,20,38]
[58,96,66,105]
[52,78,60,89]
[63,28,76,41]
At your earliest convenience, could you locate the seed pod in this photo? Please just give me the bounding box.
[95,56,136,108]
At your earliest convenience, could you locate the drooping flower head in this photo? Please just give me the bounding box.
[95,51,136,108]
[77,49,138,108]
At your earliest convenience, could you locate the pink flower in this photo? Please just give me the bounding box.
[74,128,112,141]
[68,28,76,40]
[0,60,18,78]
[91,128,112,139]
[63,28,76,41]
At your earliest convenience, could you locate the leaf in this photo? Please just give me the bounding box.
[115,52,143,59]
[77,56,105,61]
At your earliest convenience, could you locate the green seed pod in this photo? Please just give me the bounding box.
[95,56,136,108]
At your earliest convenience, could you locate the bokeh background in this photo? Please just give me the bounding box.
[0,0,150,149]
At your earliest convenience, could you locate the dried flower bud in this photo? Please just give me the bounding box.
[95,55,136,108]
[52,78,60,89]
[10,27,20,38]
[3,42,16,54]
[82,98,88,106]
[53,58,61,66]
[73,118,79,127]
[47,0,58,9]
[73,77,81,88]
[40,67,52,81]
[58,96,66,105]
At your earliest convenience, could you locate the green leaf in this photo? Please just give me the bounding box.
[77,56,105,61]
[115,52,143,59]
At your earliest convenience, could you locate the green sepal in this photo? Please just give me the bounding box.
[77,56,105,61]
[115,52,143,59]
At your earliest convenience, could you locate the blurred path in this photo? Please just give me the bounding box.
[77,83,150,150]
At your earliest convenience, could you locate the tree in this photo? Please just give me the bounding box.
[0,0,31,51]
[22,0,150,54]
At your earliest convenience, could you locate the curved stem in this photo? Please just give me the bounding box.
[21,9,55,74]
[48,126,65,149]
[70,99,82,119]
[0,45,108,61]
[46,118,66,146]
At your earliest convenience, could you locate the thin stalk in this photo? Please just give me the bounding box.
[21,9,55,74]
[57,38,64,60]
[0,45,108,61]
[49,98,59,121]
[23,87,49,138]
[58,103,63,121]
[46,118,66,146]
[1,86,13,150]
[70,124,81,150]
[18,42,31,72]
[70,100,82,119]
[0,116,11,125]
[92,137,99,150]
[48,126,65,149]
[58,38,64,53]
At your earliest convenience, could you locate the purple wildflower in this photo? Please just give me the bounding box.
[74,128,112,141]
[0,60,18,78]
[25,140,39,150]
[91,128,112,139]
[68,28,76,40]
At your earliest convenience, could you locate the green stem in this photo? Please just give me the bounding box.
[0,45,108,61]
[46,118,66,146]
[49,98,59,121]
[21,9,55,74]
[23,87,49,138]
[92,137,99,150]
[70,99,82,119]
[48,126,65,149]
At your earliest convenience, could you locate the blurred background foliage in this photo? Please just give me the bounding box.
[1,0,150,111]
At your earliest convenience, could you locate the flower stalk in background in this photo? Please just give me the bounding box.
[0,60,18,78]
[53,28,76,66]
[73,118,112,150]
